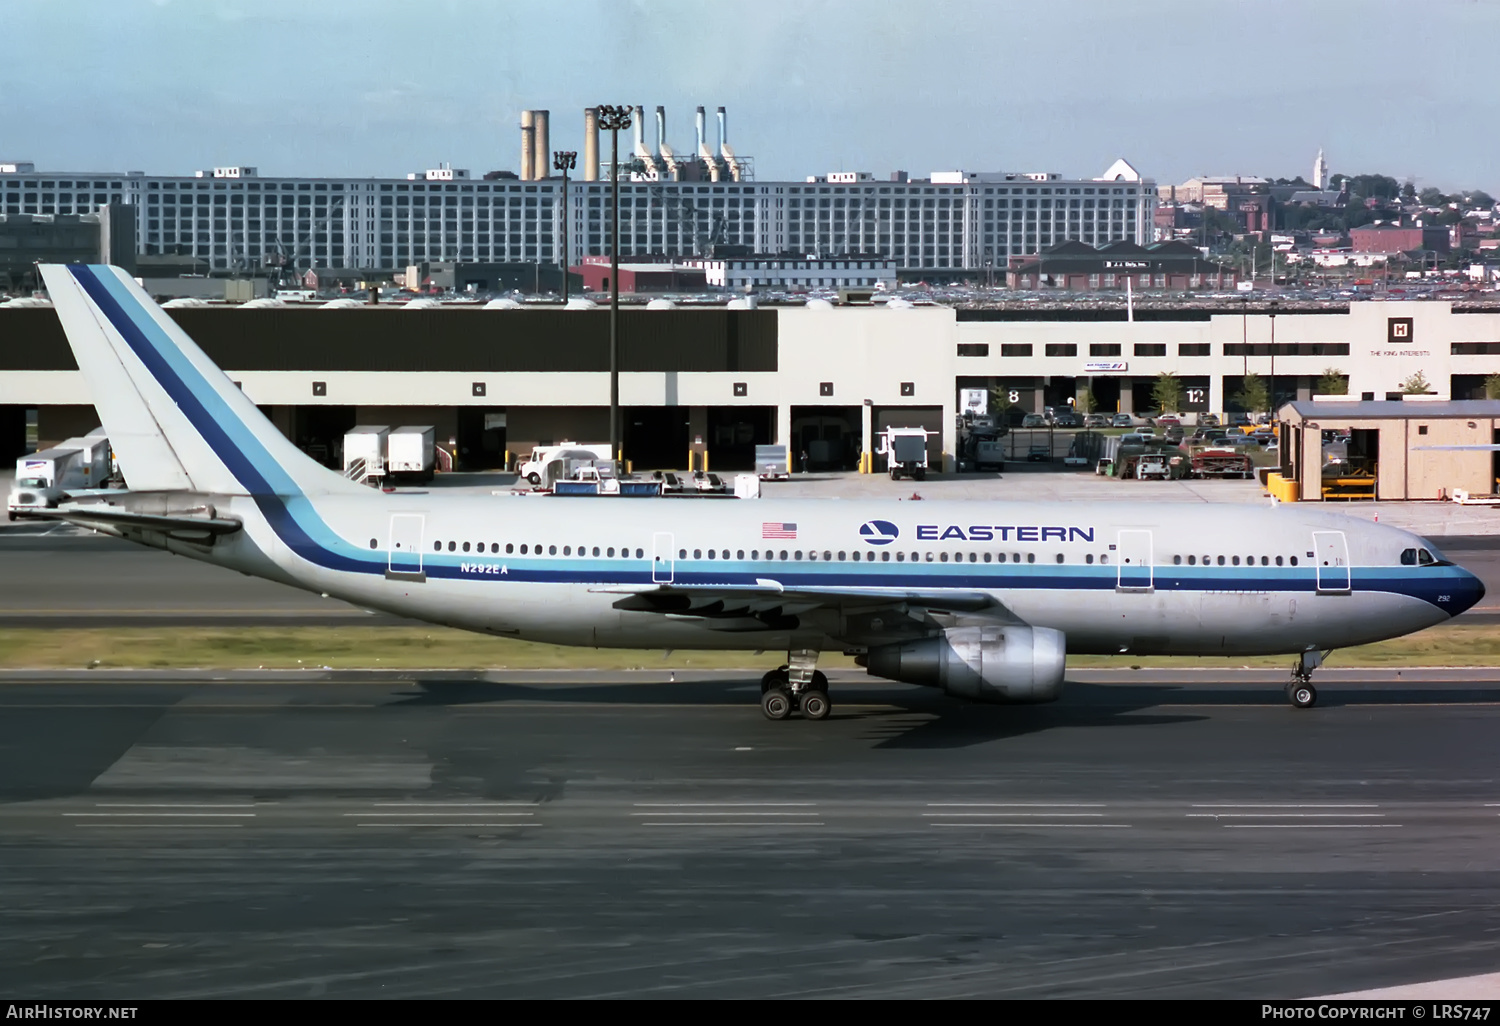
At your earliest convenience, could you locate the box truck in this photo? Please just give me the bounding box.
[518,442,611,486]
[386,426,436,483]
[342,425,390,483]
[8,445,85,519]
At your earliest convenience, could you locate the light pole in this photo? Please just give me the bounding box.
[596,104,632,466]
[552,150,576,303]
[1268,301,1279,420]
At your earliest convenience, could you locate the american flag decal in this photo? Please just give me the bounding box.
[762,522,797,539]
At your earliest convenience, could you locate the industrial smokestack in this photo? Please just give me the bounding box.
[632,105,646,154]
[695,106,706,155]
[717,106,727,150]
[717,106,743,182]
[655,105,666,152]
[696,105,719,182]
[533,109,550,180]
[519,109,535,182]
[583,107,599,181]
[656,105,679,181]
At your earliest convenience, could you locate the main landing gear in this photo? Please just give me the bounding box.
[760,648,830,721]
[1285,650,1325,709]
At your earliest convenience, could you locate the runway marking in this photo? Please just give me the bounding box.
[922,812,1105,818]
[926,802,1107,808]
[930,822,1131,829]
[74,822,243,829]
[64,812,256,818]
[346,812,535,818]
[630,816,822,822]
[1224,824,1403,829]
[1187,813,1386,819]
[355,822,541,828]
[633,802,816,808]
[1189,803,1381,809]
[370,802,536,808]
[641,821,824,827]
[94,802,258,808]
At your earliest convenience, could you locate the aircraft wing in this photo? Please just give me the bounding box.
[606,581,1023,641]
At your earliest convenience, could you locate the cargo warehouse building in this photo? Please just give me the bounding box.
[4,298,1499,479]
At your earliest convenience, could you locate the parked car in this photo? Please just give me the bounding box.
[1021,413,1048,428]
[1198,413,1221,427]
[1111,413,1134,428]
[1155,414,1181,427]
[1164,426,1185,444]
[1084,414,1111,429]
[1136,426,1156,438]
[1027,444,1051,462]
[1053,412,1083,428]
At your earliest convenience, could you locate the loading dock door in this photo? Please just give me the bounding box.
[387,513,426,581]
[652,532,675,584]
[1313,531,1351,593]
[1117,530,1154,591]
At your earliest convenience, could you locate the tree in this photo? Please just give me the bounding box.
[1151,372,1185,414]
[1233,373,1269,415]
[1467,190,1495,208]
[1484,374,1500,400]
[1400,370,1432,395]
[1317,368,1349,395]
[1419,187,1449,207]
[1076,388,1097,414]
[1401,180,1417,201]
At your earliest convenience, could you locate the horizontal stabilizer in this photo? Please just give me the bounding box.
[30,506,242,537]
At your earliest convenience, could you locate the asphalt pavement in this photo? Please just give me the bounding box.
[3,668,1500,998]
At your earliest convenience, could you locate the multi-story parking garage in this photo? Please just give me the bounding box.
[2,298,1498,471]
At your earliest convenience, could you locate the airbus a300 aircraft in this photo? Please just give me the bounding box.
[34,264,1485,719]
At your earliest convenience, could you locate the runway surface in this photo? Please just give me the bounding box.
[3,668,1500,998]
[3,524,1500,626]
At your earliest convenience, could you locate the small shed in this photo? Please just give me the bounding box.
[1277,399,1500,501]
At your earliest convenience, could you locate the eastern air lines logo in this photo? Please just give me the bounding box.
[859,520,900,546]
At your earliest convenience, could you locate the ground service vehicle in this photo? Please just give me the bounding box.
[880,427,932,480]
[386,426,436,483]
[519,443,611,486]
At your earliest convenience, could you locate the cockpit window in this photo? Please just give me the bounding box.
[1404,546,1448,566]
[1418,548,1436,566]
[1401,548,1417,565]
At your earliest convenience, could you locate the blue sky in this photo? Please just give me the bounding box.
[3,0,1497,190]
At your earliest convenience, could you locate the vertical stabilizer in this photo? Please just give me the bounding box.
[40,264,364,497]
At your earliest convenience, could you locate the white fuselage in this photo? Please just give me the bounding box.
[149,493,1474,659]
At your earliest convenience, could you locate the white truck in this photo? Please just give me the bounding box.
[519,442,610,486]
[58,432,113,488]
[878,427,933,481]
[386,425,436,483]
[754,444,790,481]
[8,445,85,519]
[342,425,390,483]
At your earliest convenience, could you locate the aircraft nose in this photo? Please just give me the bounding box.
[1450,568,1486,618]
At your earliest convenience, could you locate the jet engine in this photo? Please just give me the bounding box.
[866,625,1066,703]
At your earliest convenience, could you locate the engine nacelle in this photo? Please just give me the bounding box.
[867,625,1066,703]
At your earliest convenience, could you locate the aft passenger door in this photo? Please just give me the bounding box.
[652,532,675,584]
[387,513,426,582]
[1116,529,1154,591]
[1312,530,1351,593]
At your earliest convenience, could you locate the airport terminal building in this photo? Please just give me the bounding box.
[4,297,1498,473]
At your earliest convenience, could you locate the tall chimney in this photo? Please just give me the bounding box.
[695,106,706,154]
[717,106,727,150]
[632,104,646,154]
[519,109,535,182]
[533,109,550,180]
[583,107,599,181]
[656,105,666,152]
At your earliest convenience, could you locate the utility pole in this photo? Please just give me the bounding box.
[596,105,632,466]
[553,150,577,303]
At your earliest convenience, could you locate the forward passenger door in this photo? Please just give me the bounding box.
[1312,531,1351,593]
[387,513,426,582]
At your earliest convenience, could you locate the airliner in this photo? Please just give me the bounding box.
[33,264,1485,718]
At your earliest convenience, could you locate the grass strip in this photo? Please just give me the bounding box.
[0,623,1498,671]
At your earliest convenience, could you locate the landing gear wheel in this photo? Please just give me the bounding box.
[761,666,790,694]
[1286,681,1318,708]
[800,690,831,721]
[761,687,793,720]
[914,467,926,481]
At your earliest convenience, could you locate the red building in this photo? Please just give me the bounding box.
[573,255,707,293]
[1350,225,1450,254]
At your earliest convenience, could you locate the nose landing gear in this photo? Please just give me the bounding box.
[1286,650,1326,708]
[760,648,830,720]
